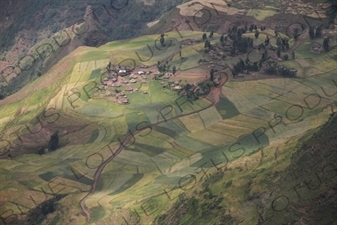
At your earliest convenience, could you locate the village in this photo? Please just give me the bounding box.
[90,25,336,105]
[92,62,184,105]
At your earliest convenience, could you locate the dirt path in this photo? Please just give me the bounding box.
[79,71,229,222]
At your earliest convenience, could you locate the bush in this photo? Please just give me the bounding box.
[48,131,59,151]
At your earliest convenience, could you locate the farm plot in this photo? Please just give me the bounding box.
[113,150,157,167]
[124,111,150,131]
[179,113,205,132]
[207,121,252,139]
[174,135,213,152]
[246,9,278,21]
[198,106,223,127]
[95,59,110,69]
[215,97,240,119]
[100,172,134,194]
[46,85,67,110]
[312,55,337,72]
[188,129,236,145]
[132,142,166,157]
[149,155,173,175]
[107,174,144,196]
[0,100,22,120]
[174,53,203,71]
[166,153,204,175]
[265,108,332,143]
[152,125,180,139]
[133,130,173,151]
[221,84,268,116]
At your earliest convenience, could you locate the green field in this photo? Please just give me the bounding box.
[1,22,337,225]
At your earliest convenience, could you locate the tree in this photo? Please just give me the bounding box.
[253,62,259,71]
[327,4,337,25]
[38,147,45,155]
[274,30,278,37]
[283,54,289,61]
[261,53,266,62]
[220,34,224,43]
[48,131,59,151]
[202,33,207,40]
[204,40,211,49]
[323,37,330,51]
[209,31,214,38]
[210,68,215,81]
[157,61,161,71]
[160,34,165,47]
[315,25,322,38]
[255,30,259,39]
[107,62,112,71]
[172,66,176,75]
[265,35,269,45]
[293,28,300,41]
[276,48,281,58]
[309,26,315,39]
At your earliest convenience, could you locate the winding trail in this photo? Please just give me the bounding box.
[79,71,229,222]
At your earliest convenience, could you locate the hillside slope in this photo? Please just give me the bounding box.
[153,112,337,225]
[0,0,189,98]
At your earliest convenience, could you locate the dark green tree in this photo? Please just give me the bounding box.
[202,33,207,40]
[209,31,214,38]
[327,4,337,25]
[38,147,45,155]
[157,61,161,70]
[309,26,315,39]
[293,28,300,41]
[254,30,259,39]
[220,34,224,43]
[315,25,322,38]
[172,66,176,75]
[265,35,269,45]
[204,40,211,50]
[210,68,215,81]
[276,48,281,58]
[160,34,165,47]
[106,62,112,71]
[283,53,289,61]
[48,131,59,151]
[323,37,330,51]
